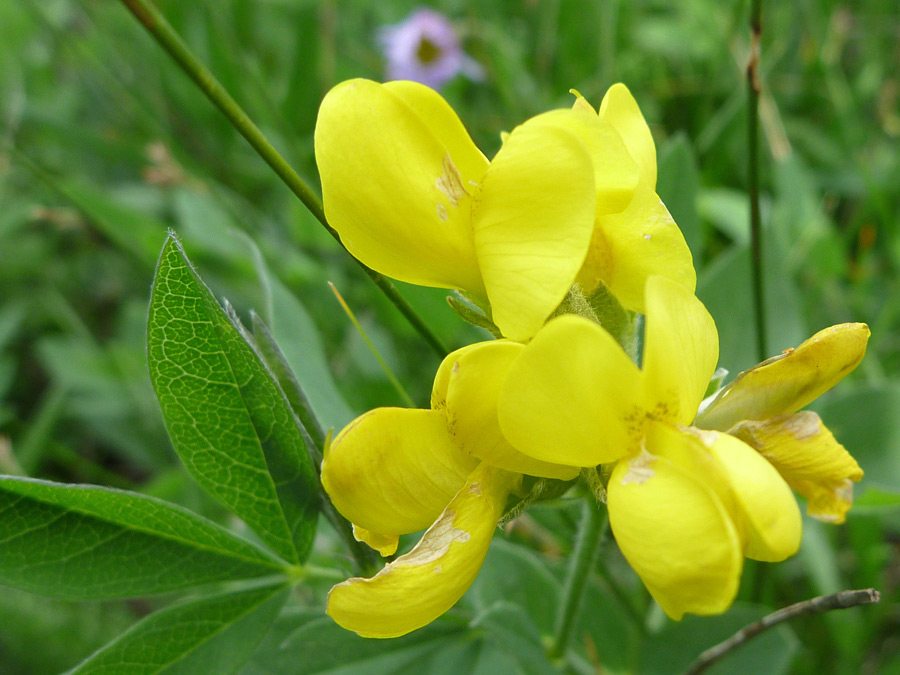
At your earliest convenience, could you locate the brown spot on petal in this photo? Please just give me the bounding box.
[397,509,471,567]
[435,153,469,207]
[621,448,656,485]
[782,411,822,441]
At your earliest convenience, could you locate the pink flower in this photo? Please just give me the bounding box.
[379,8,484,89]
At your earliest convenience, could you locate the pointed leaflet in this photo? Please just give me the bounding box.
[250,312,326,454]
[0,477,285,600]
[65,584,288,675]
[148,235,318,563]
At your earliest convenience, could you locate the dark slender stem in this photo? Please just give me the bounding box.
[117,0,448,358]
[683,588,881,675]
[747,0,766,361]
[548,499,608,659]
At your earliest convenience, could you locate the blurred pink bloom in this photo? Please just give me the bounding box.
[379,8,484,89]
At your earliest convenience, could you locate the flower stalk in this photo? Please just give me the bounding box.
[548,497,608,660]
[747,0,766,361]
[117,0,448,358]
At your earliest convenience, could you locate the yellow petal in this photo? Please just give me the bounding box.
[609,429,742,619]
[472,120,596,341]
[597,83,657,189]
[578,183,696,310]
[384,81,490,182]
[695,323,870,431]
[691,429,801,562]
[352,524,399,557]
[570,89,596,115]
[526,107,640,215]
[499,315,645,466]
[432,342,485,410]
[327,464,520,638]
[728,412,863,524]
[642,275,719,426]
[315,78,488,296]
[322,408,478,535]
[445,340,579,479]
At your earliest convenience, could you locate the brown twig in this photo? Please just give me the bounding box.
[683,589,881,675]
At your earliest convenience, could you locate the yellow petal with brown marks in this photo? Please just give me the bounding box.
[728,411,863,524]
[316,78,488,296]
[327,464,521,638]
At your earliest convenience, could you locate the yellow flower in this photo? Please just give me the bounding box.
[497,276,805,619]
[321,341,579,638]
[695,324,869,523]
[315,79,694,340]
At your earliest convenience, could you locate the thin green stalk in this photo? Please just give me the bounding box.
[548,499,608,660]
[747,0,766,361]
[117,0,448,358]
[329,283,416,408]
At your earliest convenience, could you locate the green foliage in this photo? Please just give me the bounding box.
[0,475,285,600]
[66,584,289,675]
[148,236,319,564]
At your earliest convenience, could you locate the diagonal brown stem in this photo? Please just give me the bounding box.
[684,588,881,675]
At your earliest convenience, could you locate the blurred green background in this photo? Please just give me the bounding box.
[1,0,899,673]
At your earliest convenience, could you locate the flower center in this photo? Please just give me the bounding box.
[417,37,442,64]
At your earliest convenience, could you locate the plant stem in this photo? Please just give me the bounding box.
[747,0,766,361]
[683,588,880,675]
[548,499,608,660]
[117,0,448,358]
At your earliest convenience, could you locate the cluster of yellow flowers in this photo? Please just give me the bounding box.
[314,79,868,638]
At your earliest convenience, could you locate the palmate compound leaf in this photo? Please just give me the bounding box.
[148,235,319,564]
[65,583,289,675]
[0,477,286,600]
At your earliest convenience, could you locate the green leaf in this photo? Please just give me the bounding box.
[0,588,134,675]
[657,133,704,263]
[0,476,285,600]
[853,487,900,512]
[640,603,799,675]
[245,613,461,674]
[577,569,643,674]
[148,235,319,563]
[65,584,289,675]
[263,270,356,431]
[250,312,326,454]
[698,239,807,375]
[818,383,900,493]
[471,539,561,635]
[697,187,750,244]
[471,602,561,675]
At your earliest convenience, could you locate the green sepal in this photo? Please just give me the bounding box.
[447,293,502,338]
[499,475,578,525]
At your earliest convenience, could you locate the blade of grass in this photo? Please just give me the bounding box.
[117,0,448,358]
[329,282,416,408]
